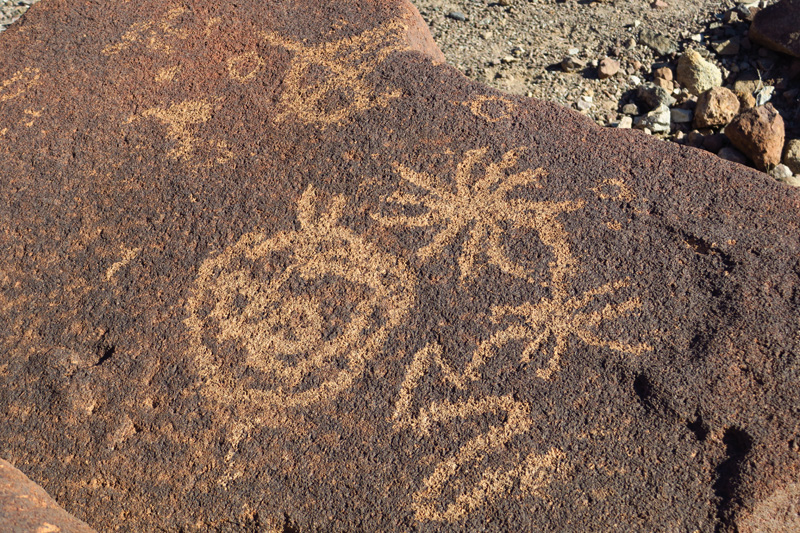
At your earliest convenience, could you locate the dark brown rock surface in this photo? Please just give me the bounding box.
[1,459,96,533]
[1,1,799,532]
[750,0,800,58]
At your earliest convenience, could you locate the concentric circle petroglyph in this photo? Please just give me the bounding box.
[186,186,415,424]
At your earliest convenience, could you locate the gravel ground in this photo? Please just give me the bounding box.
[0,0,36,32]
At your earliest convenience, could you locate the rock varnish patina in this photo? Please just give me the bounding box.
[1,1,799,531]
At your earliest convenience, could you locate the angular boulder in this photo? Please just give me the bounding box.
[694,86,740,128]
[749,0,800,58]
[1,1,799,532]
[725,104,786,171]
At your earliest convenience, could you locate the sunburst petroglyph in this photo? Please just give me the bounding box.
[393,342,565,523]
[261,21,408,126]
[373,147,582,284]
[377,148,652,379]
[185,186,415,425]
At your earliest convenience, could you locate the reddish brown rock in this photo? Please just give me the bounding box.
[1,1,800,532]
[1,459,95,532]
[694,87,741,128]
[749,0,800,58]
[725,104,786,170]
[597,57,619,79]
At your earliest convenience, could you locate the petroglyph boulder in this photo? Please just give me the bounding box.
[1,0,799,531]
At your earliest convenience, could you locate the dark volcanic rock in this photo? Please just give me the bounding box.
[1,459,96,532]
[750,0,800,58]
[1,1,799,532]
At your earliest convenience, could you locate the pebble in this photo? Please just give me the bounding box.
[617,116,633,129]
[447,11,467,22]
[754,86,774,106]
[781,175,800,187]
[637,83,676,110]
[718,146,749,165]
[670,108,693,123]
[713,38,741,55]
[703,133,727,153]
[724,103,786,171]
[562,56,587,73]
[736,89,757,110]
[598,57,620,79]
[770,164,794,181]
[638,29,678,56]
[677,49,723,95]
[622,103,640,115]
[653,77,674,91]
[783,139,800,174]
[694,87,741,128]
[634,104,671,133]
[653,66,673,81]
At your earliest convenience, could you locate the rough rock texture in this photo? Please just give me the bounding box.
[694,86,741,129]
[749,0,800,58]
[0,459,96,533]
[784,138,800,174]
[725,104,786,171]
[1,1,800,532]
[676,49,723,95]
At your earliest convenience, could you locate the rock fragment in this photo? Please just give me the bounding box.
[562,56,587,73]
[638,29,678,56]
[770,164,794,181]
[598,57,620,79]
[677,49,722,95]
[693,87,740,128]
[634,104,671,133]
[718,146,748,165]
[670,108,692,124]
[637,83,676,110]
[783,139,800,174]
[724,104,786,171]
[749,0,800,58]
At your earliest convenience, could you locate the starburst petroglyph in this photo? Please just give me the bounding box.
[186,186,415,425]
[374,147,583,283]
[472,279,653,381]
[261,21,407,126]
[393,342,565,523]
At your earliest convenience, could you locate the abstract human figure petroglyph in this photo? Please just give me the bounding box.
[393,343,565,522]
[0,67,40,102]
[373,147,579,284]
[139,98,233,166]
[261,21,407,126]
[102,6,191,56]
[462,95,516,123]
[186,186,415,425]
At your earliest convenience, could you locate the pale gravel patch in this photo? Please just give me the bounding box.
[0,0,38,33]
